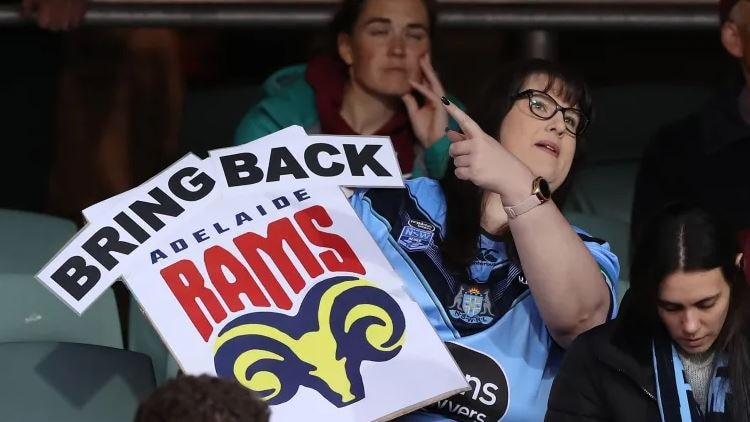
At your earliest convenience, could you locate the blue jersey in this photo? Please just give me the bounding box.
[350,178,619,422]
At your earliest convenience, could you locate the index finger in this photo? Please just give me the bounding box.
[440,97,484,137]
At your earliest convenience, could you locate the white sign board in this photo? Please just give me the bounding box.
[36,126,468,421]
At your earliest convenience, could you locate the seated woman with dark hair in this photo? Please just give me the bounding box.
[351,58,619,422]
[234,0,459,179]
[546,204,750,422]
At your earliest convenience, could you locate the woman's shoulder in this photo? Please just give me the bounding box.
[574,320,618,348]
[254,64,317,115]
[234,64,318,144]
[352,178,446,225]
[404,177,444,198]
[560,321,623,366]
[260,64,311,96]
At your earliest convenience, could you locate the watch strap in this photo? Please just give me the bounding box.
[503,195,544,219]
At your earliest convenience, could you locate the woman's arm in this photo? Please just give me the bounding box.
[509,200,611,347]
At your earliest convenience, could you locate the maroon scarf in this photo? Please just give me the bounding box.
[305,55,416,173]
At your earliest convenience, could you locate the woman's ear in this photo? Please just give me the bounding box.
[721,22,744,59]
[735,252,744,269]
[337,33,354,66]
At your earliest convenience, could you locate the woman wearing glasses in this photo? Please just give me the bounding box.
[351,58,619,421]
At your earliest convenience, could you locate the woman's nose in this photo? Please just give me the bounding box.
[681,310,700,335]
[546,110,566,135]
[388,34,406,56]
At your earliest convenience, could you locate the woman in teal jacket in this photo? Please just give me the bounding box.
[234,0,459,179]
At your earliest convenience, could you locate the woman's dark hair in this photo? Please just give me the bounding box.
[328,0,438,49]
[622,203,750,422]
[439,58,593,270]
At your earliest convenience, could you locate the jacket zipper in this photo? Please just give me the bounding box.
[595,355,657,403]
[613,367,657,402]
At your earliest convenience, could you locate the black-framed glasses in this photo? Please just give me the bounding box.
[513,89,589,136]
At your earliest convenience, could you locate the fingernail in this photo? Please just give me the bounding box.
[441,96,450,106]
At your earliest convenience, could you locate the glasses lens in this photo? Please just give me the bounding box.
[526,90,588,135]
[563,110,583,134]
[528,93,556,119]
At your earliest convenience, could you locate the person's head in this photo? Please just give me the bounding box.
[331,0,437,97]
[720,0,750,78]
[440,59,592,269]
[472,59,592,193]
[134,374,270,422]
[625,204,750,421]
[627,204,746,354]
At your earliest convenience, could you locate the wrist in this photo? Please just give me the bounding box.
[503,175,552,219]
[501,169,536,206]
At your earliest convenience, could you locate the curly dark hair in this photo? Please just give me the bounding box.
[135,375,270,422]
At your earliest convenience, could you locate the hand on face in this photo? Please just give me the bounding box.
[401,54,449,148]
[443,99,535,204]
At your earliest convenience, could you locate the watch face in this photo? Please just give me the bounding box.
[538,178,551,200]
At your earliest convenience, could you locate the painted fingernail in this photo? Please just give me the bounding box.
[441,96,450,106]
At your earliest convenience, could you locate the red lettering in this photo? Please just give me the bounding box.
[233,217,324,308]
[160,259,227,341]
[204,245,271,312]
[295,205,365,275]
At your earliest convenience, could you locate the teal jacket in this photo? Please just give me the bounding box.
[233,64,462,179]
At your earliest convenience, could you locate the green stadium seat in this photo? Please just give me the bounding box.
[0,273,122,348]
[565,211,630,305]
[0,208,77,274]
[0,341,154,422]
[128,301,180,385]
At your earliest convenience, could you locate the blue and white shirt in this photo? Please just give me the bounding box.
[351,178,619,422]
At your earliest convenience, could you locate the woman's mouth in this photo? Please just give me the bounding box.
[535,141,560,157]
[682,336,707,349]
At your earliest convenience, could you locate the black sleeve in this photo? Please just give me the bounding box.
[545,333,610,422]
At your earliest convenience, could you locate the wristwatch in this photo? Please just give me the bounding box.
[503,176,551,219]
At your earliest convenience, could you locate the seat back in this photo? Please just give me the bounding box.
[0,273,122,348]
[0,208,77,274]
[567,161,640,225]
[0,341,154,422]
[128,299,180,385]
[565,211,630,305]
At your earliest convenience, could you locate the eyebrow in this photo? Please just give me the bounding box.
[658,293,720,308]
[362,17,429,31]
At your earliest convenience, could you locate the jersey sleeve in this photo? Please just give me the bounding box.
[573,226,621,319]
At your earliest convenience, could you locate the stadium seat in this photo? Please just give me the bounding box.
[0,208,77,274]
[0,341,154,422]
[565,211,630,305]
[128,301,180,385]
[0,274,122,348]
[566,161,639,225]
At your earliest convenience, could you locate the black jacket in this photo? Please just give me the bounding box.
[631,77,750,242]
[545,305,660,422]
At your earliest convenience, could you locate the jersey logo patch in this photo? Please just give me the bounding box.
[449,285,494,325]
[397,219,435,251]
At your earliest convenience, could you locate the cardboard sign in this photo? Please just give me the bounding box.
[36,126,468,421]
